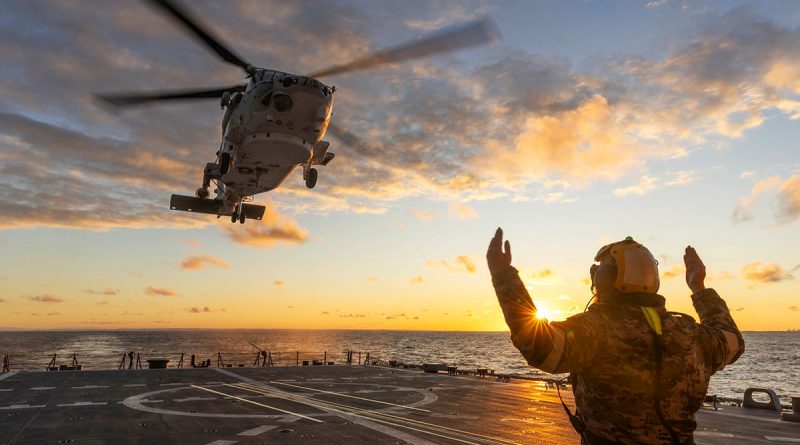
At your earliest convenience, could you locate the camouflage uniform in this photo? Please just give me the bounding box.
[492,266,744,445]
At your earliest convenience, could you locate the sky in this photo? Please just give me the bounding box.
[0,0,799,331]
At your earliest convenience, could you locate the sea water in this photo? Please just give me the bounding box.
[0,330,796,400]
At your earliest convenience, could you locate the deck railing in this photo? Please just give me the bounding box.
[0,349,382,372]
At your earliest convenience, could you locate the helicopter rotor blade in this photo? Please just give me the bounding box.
[308,16,500,79]
[95,85,246,107]
[326,122,375,155]
[147,0,253,73]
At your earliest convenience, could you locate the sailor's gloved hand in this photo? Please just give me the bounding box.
[684,245,706,294]
[486,228,512,277]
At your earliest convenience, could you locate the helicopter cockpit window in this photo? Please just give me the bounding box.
[273,93,293,112]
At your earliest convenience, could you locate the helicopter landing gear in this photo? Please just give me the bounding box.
[231,200,246,224]
[219,152,231,175]
[305,167,318,189]
[195,187,210,199]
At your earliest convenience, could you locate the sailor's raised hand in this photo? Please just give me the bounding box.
[684,245,706,294]
[487,228,512,276]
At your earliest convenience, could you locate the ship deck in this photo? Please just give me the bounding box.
[1,366,797,444]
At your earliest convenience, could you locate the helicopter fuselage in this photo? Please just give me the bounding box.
[214,69,334,208]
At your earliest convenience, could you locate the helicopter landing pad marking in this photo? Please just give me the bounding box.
[237,424,278,436]
[190,385,322,423]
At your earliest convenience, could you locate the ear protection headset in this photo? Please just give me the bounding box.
[591,237,660,294]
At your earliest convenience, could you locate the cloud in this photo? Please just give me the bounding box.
[427,254,477,273]
[223,207,308,248]
[661,265,684,279]
[187,306,223,313]
[144,286,179,297]
[81,288,118,296]
[410,275,425,284]
[411,208,438,221]
[789,306,799,312]
[776,174,800,223]
[366,276,379,283]
[448,202,478,219]
[740,171,755,178]
[273,280,284,290]
[29,294,63,303]
[180,254,230,270]
[733,176,783,223]
[741,262,793,283]
[530,268,554,279]
[96,300,109,305]
[184,239,202,248]
[485,94,647,185]
[339,313,367,318]
[0,298,4,303]
[385,313,419,320]
[708,271,735,281]
[615,171,696,197]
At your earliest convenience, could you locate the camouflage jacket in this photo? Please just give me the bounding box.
[492,267,744,445]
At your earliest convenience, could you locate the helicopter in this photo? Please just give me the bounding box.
[98,0,499,224]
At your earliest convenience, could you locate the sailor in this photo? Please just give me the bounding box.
[486,229,744,445]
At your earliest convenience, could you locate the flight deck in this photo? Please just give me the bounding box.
[1,365,797,444]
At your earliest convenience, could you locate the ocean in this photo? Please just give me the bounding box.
[0,330,796,400]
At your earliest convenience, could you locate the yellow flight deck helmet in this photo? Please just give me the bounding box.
[594,237,660,293]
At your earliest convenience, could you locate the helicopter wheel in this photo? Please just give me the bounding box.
[231,211,237,223]
[239,211,246,224]
[305,168,318,189]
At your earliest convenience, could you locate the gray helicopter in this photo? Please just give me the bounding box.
[98,0,498,224]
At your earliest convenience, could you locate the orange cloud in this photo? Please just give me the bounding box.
[483,95,644,183]
[741,262,793,283]
[144,286,179,297]
[661,265,684,280]
[530,268,554,279]
[427,254,477,274]
[448,203,478,219]
[81,288,118,296]
[180,254,230,270]
[777,174,800,223]
[410,276,425,284]
[733,176,783,223]
[29,294,63,303]
[186,306,223,313]
[223,209,308,248]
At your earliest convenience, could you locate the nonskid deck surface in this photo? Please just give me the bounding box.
[0,366,797,444]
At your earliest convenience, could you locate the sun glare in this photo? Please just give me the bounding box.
[535,306,554,321]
